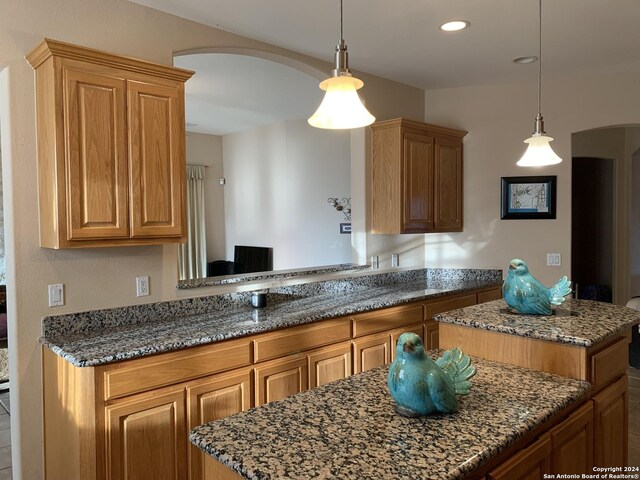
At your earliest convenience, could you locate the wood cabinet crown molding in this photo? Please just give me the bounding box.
[370,117,467,140]
[26,38,194,82]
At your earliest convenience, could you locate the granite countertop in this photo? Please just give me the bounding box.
[40,276,501,367]
[434,298,640,347]
[190,353,590,480]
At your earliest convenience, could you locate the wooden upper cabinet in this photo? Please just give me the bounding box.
[371,118,466,234]
[26,38,193,248]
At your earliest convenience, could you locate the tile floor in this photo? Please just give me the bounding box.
[0,370,634,479]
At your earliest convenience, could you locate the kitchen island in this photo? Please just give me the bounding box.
[435,298,640,470]
[189,354,590,480]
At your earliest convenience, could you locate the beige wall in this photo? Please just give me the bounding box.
[424,74,640,294]
[0,0,424,478]
[186,132,225,262]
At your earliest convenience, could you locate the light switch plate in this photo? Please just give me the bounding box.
[546,253,561,266]
[391,254,399,267]
[48,284,64,307]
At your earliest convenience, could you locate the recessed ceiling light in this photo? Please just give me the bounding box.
[439,20,470,32]
[513,56,539,64]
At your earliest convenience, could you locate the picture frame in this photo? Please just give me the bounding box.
[339,223,352,234]
[500,176,557,220]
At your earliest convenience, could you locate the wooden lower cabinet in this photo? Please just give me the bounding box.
[353,324,424,373]
[424,320,439,350]
[105,386,187,480]
[308,341,352,388]
[488,436,551,480]
[254,354,308,406]
[593,376,628,467]
[186,368,252,480]
[549,402,593,474]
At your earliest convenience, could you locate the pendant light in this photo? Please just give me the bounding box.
[517,0,562,167]
[308,0,375,129]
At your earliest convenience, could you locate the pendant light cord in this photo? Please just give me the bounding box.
[340,0,344,41]
[537,0,542,118]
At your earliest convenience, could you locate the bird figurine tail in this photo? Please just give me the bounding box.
[549,276,572,306]
[435,348,476,396]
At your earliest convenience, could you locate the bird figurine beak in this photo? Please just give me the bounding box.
[402,340,415,353]
[509,263,517,270]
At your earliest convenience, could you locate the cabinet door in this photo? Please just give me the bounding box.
[549,402,593,474]
[63,66,129,240]
[424,320,439,350]
[402,132,434,232]
[106,387,187,480]
[433,137,463,231]
[187,368,252,480]
[390,323,424,361]
[308,341,352,388]
[353,331,391,374]
[254,354,308,406]
[593,376,628,467]
[488,436,551,480]
[128,80,185,238]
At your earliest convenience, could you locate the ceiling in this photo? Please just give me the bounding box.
[130,0,640,90]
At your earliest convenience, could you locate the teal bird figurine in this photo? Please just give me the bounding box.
[387,332,476,417]
[502,258,572,315]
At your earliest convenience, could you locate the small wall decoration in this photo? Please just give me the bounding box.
[501,176,557,220]
[339,223,351,234]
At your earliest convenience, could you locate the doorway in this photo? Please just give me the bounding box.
[571,157,614,301]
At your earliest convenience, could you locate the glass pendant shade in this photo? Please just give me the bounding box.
[308,76,375,129]
[517,134,562,167]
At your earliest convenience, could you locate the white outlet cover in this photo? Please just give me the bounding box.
[546,253,561,266]
[48,284,64,307]
[136,276,150,297]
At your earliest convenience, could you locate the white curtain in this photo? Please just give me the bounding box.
[178,165,207,280]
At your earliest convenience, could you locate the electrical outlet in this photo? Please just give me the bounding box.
[136,276,150,297]
[391,254,399,267]
[48,284,64,307]
[546,253,561,266]
[370,256,379,270]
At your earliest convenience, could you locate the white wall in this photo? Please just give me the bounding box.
[223,120,352,270]
[0,1,424,478]
[424,74,640,295]
[186,132,225,262]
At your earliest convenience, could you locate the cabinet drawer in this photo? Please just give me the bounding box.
[425,293,476,319]
[253,317,350,363]
[352,303,423,338]
[590,336,629,388]
[103,337,252,400]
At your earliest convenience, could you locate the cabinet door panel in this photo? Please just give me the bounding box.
[106,388,186,480]
[128,81,185,238]
[64,67,129,240]
[187,369,252,480]
[593,376,628,467]
[255,355,308,406]
[550,402,593,474]
[402,132,434,232]
[308,341,352,388]
[434,137,463,231]
[353,331,391,374]
[488,436,551,480]
[424,320,439,350]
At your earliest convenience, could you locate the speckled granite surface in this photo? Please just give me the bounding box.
[176,263,370,289]
[190,354,590,480]
[40,272,500,367]
[435,298,640,347]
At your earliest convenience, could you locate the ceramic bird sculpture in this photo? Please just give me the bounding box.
[387,332,476,417]
[502,258,572,315]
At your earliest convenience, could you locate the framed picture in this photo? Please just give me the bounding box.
[500,176,557,220]
[339,223,352,234]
